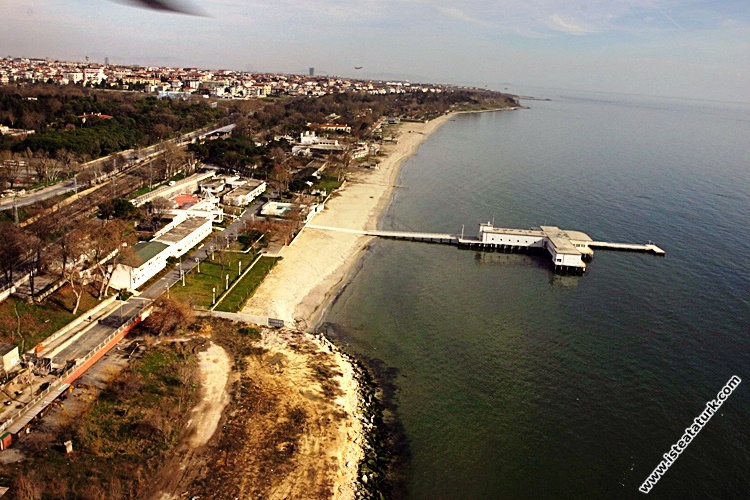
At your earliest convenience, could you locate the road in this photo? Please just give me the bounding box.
[0,123,235,211]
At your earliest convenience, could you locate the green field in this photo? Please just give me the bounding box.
[169,251,256,309]
[214,257,280,313]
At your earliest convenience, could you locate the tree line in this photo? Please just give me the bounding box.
[0,84,224,164]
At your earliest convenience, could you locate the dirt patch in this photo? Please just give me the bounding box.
[143,341,231,500]
[188,327,364,499]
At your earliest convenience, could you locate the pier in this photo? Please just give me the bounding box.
[305,223,664,273]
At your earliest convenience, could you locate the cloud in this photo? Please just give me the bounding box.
[434,5,492,27]
[546,14,597,35]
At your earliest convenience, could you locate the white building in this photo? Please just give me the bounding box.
[475,223,592,271]
[110,241,171,291]
[223,180,266,206]
[154,216,213,258]
[261,201,323,223]
[199,178,225,197]
[0,343,20,372]
[110,215,213,291]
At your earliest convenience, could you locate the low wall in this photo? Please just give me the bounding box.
[0,286,15,305]
[195,310,283,328]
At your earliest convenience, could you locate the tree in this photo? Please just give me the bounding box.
[0,221,30,284]
[161,141,186,180]
[0,153,22,188]
[152,123,172,141]
[333,152,352,182]
[98,198,140,220]
[145,196,173,226]
[270,163,292,193]
[143,297,194,336]
[56,226,91,315]
[80,219,136,298]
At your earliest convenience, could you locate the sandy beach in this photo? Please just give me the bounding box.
[241,114,452,328]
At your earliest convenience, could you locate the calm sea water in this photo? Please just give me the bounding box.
[324,91,750,499]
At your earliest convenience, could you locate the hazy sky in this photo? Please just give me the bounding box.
[1,0,748,101]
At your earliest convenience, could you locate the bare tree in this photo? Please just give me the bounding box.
[0,221,29,284]
[0,153,23,188]
[162,141,186,180]
[270,163,292,193]
[81,219,137,298]
[56,227,91,315]
[12,472,42,500]
[143,297,194,336]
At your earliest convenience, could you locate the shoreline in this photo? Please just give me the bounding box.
[240,106,517,496]
[240,112,455,329]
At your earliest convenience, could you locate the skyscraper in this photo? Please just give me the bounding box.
[309,67,314,77]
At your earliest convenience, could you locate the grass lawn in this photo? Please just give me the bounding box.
[313,174,343,195]
[0,285,101,351]
[169,251,256,309]
[214,256,280,313]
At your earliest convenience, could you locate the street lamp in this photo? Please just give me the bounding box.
[225,274,229,290]
[238,260,242,276]
[212,287,216,304]
[181,268,185,286]
[195,257,200,273]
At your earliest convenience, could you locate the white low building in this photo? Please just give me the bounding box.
[1,343,20,372]
[110,215,213,291]
[110,241,171,290]
[154,216,213,258]
[475,223,592,271]
[223,180,266,206]
[261,201,323,223]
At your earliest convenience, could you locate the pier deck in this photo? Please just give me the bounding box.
[304,224,664,272]
[588,241,666,254]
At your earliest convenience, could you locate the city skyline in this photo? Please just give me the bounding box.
[1,0,748,102]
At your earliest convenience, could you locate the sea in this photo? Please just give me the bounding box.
[322,89,750,499]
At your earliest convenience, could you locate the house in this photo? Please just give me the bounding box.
[260,201,323,223]
[223,180,267,206]
[198,179,225,197]
[314,123,351,134]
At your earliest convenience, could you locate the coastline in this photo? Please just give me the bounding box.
[238,107,516,496]
[240,112,454,329]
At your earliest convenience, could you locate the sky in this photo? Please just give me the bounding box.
[1,0,748,102]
